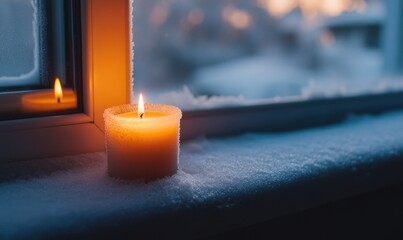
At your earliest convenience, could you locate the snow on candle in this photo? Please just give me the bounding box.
[103,94,182,180]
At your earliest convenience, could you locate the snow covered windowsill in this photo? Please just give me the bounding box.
[1,110,403,239]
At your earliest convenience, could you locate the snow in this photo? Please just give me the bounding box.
[189,53,310,99]
[156,46,403,110]
[158,74,403,112]
[1,110,403,238]
[189,48,389,100]
[159,86,248,111]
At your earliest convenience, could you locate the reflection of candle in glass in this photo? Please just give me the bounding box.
[54,78,63,103]
[21,78,77,113]
[103,94,182,181]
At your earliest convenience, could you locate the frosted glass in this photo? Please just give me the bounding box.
[0,0,39,86]
[133,0,403,110]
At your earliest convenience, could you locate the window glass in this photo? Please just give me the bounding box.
[0,0,39,89]
[133,0,403,110]
[0,0,80,120]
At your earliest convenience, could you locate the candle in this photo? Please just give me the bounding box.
[103,94,182,180]
[22,78,77,113]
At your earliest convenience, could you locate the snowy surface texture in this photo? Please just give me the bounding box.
[1,111,403,238]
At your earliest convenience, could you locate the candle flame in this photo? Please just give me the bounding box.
[54,78,63,103]
[138,93,145,119]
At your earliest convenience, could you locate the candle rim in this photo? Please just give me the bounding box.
[104,103,182,124]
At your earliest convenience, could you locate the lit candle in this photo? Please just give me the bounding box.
[103,94,182,180]
[22,78,77,113]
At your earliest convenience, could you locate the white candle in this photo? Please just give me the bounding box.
[103,95,182,180]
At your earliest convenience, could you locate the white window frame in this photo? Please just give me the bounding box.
[0,0,132,163]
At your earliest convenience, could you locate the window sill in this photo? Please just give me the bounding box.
[1,110,403,239]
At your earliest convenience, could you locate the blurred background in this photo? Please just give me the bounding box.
[133,0,403,110]
[2,0,402,110]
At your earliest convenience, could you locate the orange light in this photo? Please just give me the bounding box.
[222,7,251,30]
[321,0,349,17]
[54,78,63,103]
[138,93,145,119]
[258,0,297,18]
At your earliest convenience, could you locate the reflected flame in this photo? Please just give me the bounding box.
[138,93,145,119]
[54,78,63,103]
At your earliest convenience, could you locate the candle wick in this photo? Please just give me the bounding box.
[140,113,144,119]
[57,97,61,103]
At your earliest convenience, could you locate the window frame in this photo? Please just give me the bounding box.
[181,91,403,139]
[0,0,83,121]
[0,0,132,163]
[0,0,68,91]
[1,0,402,163]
